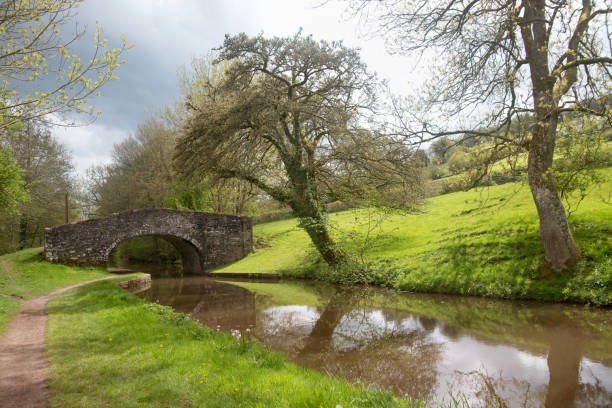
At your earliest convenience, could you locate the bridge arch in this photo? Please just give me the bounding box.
[44,208,252,274]
[106,233,204,274]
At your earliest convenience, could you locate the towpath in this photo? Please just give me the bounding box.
[0,276,115,408]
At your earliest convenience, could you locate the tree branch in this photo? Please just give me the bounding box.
[217,168,290,204]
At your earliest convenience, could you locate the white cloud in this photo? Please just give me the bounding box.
[52,123,129,176]
[51,0,430,176]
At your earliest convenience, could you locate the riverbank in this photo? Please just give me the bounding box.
[147,276,612,405]
[0,250,413,407]
[46,280,406,407]
[214,168,612,306]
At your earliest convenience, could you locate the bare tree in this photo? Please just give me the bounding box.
[85,117,176,216]
[349,0,612,272]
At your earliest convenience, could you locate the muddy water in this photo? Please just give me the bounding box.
[138,276,612,407]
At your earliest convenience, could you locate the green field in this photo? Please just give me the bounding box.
[0,248,110,299]
[215,168,612,305]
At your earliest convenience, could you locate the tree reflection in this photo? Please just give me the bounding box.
[447,324,611,408]
[295,287,442,400]
[298,287,361,355]
[446,368,546,408]
[545,325,585,408]
[142,277,256,331]
[140,277,612,407]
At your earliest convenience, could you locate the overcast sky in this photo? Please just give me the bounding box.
[50,0,423,176]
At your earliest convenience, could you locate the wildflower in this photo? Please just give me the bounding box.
[200,380,204,384]
[159,344,164,348]
[108,338,112,342]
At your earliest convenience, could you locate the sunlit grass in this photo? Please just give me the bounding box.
[0,248,110,334]
[215,168,612,305]
[0,248,109,299]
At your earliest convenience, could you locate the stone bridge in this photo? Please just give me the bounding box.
[44,209,252,273]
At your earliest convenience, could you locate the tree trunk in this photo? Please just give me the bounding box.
[527,116,581,272]
[18,216,28,250]
[287,163,346,267]
[298,208,345,267]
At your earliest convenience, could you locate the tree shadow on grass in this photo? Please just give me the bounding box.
[400,217,610,304]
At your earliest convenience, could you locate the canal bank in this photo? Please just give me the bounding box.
[44,278,406,408]
[138,275,612,407]
[212,171,612,306]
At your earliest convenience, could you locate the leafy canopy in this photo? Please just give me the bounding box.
[0,146,28,213]
[0,0,132,129]
[176,31,422,211]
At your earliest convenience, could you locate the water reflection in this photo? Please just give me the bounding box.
[139,277,612,407]
[144,277,256,331]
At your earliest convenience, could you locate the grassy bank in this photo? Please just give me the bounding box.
[0,295,20,334]
[215,168,612,305]
[46,280,406,408]
[0,248,438,407]
[0,248,109,298]
[0,248,110,335]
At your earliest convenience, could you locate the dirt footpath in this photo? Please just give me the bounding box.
[0,277,114,408]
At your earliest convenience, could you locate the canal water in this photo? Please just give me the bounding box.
[137,275,612,407]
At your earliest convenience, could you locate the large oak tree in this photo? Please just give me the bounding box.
[175,32,422,267]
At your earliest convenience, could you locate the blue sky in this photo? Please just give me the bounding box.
[49,0,422,175]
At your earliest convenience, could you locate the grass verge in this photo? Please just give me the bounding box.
[215,169,612,305]
[0,248,109,299]
[0,248,110,335]
[46,280,406,408]
[0,295,20,335]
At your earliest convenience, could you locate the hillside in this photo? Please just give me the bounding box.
[214,168,612,305]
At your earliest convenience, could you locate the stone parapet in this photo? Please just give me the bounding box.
[44,209,252,273]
